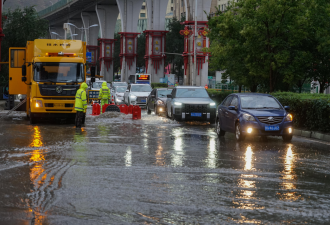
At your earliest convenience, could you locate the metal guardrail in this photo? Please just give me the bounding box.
[38,0,73,17]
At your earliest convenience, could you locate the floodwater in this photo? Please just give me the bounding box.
[0,110,330,224]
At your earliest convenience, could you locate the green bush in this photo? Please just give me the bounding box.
[272,95,330,133]
[151,83,168,89]
[207,90,330,133]
[207,89,232,105]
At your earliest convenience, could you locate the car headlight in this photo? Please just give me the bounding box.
[285,114,293,121]
[130,95,137,99]
[210,102,216,107]
[174,102,182,106]
[242,113,256,121]
[156,100,164,105]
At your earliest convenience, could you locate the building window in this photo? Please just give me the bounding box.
[140,13,146,18]
[181,0,184,7]
[171,7,173,11]
[141,5,145,9]
[171,0,173,3]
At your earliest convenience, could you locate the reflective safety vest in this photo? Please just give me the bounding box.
[98,87,110,100]
[75,88,87,112]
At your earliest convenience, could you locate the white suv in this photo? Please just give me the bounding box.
[124,84,152,107]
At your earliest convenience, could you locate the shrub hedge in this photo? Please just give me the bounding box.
[151,83,168,88]
[207,89,330,133]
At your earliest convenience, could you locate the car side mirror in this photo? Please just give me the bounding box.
[284,106,290,111]
[126,90,129,92]
[167,94,172,98]
[228,106,236,110]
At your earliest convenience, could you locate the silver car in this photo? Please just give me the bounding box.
[124,84,152,107]
[113,86,126,105]
[166,86,217,121]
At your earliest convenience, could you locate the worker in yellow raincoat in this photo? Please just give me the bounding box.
[98,81,110,114]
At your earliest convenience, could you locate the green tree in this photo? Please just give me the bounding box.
[136,33,146,72]
[0,6,48,86]
[207,0,321,93]
[165,17,185,80]
[113,33,121,79]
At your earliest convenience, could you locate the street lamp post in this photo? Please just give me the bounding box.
[51,32,64,39]
[193,0,197,86]
[66,23,98,41]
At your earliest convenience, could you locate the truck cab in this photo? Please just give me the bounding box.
[9,39,87,124]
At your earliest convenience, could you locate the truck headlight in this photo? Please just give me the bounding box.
[285,114,293,121]
[174,102,182,106]
[242,113,256,121]
[35,100,43,108]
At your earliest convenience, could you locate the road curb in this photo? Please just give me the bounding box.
[294,128,330,143]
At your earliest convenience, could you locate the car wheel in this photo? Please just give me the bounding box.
[170,108,175,120]
[216,118,225,137]
[235,122,245,141]
[166,106,170,118]
[282,134,293,142]
[147,104,151,115]
[154,105,158,115]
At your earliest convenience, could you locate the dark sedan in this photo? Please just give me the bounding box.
[166,86,216,121]
[216,93,293,141]
[147,88,172,115]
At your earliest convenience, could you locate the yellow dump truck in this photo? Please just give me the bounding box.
[9,39,87,124]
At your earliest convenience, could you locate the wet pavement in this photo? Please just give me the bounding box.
[0,110,330,224]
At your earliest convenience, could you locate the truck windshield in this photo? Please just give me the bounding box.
[34,63,84,83]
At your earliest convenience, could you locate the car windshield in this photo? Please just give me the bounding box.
[158,90,172,97]
[92,82,110,89]
[113,82,127,87]
[176,88,209,98]
[131,85,152,92]
[240,96,282,109]
[116,87,126,93]
[34,63,84,83]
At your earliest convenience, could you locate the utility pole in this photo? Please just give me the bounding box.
[0,0,5,69]
[193,0,197,86]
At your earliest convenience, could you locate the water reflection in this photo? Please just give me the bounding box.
[234,145,261,210]
[28,126,47,224]
[278,145,300,201]
[125,146,132,167]
[206,137,217,168]
[171,129,183,167]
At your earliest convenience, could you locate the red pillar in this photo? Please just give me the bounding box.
[98,38,116,72]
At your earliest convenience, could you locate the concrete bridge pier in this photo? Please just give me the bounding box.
[81,12,100,74]
[49,26,65,39]
[144,0,169,83]
[96,4,119,82]
[68,19,84,40]
[183,0,212,87]
[116,0,145,82]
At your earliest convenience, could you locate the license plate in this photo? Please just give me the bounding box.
[141,99,146,103]
[265,125,280,131]
[54,103,64,107]
[191,113,202,117]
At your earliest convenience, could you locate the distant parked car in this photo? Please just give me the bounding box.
[165,86,216,121]
[113,86,126,105]
[216,93,293,141]
[147,88,172,115]
[111,82,128,90]
[89,80,110,90]
[124,84,152,107]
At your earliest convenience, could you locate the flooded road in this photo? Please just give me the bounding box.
[1,111,330,224]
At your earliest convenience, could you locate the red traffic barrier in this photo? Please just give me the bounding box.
[102,104,112,114]
[132,105,141,120]
[92,103,101,116]
[127,105,133,114]
[119,104,128,114]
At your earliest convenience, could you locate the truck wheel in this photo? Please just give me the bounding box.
[30,113,36,125]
